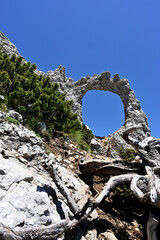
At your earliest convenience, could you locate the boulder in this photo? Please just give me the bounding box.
[91,138,103,153]
[98,231,118,240]
[0,32,20,57]
[0,117,91,234]
[7,110,23,123]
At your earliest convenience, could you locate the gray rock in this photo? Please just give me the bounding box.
[0,32,20,57]
[0,95,5,101]
[98,231,118,240]
[18,144,44,160]
[45,68,150,144]
[85,229,97,240]
[0,111,6,122]
[91,138,103,152]
[0,181,58,228]
[0,117,91,233]
[55,164,90,202]
[7,110,23,123]
[45,68,151,149]
[0,32,151,144]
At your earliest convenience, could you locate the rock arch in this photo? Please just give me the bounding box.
[0,32,150,140]
[47,67,150,140]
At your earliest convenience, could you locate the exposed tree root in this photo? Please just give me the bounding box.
[147,212,158,240]
[51,165,79,215]
[2,125,160,239]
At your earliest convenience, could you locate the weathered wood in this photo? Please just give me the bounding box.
[78,125,160,239]
[94,174,136,204]
[0,220,75,240]
[130,175,146,201]
[147,212,158,240]
[122,125,142,141]
[122,126,160,239]
[51,165,79,215]
[3,124,160,240]
[0,223,22,240]
[79,159,142,176]
[122,125,160,167]
[18,219,71,239]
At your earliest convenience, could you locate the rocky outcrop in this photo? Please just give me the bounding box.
[0,32,155,240]
[0,32,20,57]
[0,111,123,239]
[45,68,150,141]
[0,111,91,237]
[0,32,151,145]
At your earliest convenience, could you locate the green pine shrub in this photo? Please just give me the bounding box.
[0,49,94,149]
[67,129,92,152]
[25,116,43,133]
[81,124,94,145]
[116,146,138,161]
[114,184,134,198]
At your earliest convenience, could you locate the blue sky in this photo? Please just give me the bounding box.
[1,0,160,137]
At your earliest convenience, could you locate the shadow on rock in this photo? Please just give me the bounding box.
[37,184,65,219]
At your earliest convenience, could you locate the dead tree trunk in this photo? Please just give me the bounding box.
[119,126,160,239]
[79,125,160,239]
[2,126,160,239]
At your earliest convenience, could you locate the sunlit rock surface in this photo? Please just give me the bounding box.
[0,111,90,234]
[0,31,150,142]
[0,32,147,239]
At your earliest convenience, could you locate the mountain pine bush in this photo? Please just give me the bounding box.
[0,49,93,149]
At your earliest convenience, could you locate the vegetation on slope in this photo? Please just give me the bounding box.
[116,146,138,162]
[0,49,93,150]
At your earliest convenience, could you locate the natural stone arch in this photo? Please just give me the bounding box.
[46,67,150,140]
[71,72,150,140]
[0,31,150,140]
[0,32,150,140]
[1,33,159,239]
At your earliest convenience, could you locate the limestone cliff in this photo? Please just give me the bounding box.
[0,32,20,57]
[0,110,147,239]
[0,32,152,239]
[0,31,150,144]
[0,110,96,239]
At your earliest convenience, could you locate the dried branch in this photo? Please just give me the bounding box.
[122,125,142,144]
[50,165,79,215]
[147,212,158,240]
[94,173,136,204]
[130,175,147,201]
[0,220,75,240]
[79,159,141,176]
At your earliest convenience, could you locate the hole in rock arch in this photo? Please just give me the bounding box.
[82,90,124,137]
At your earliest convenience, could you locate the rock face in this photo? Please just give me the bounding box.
[0,33,148,239]
[0,111,90,235]
[0,31,151,151]
[46,69,150,140]
[0,32,20,57]
[0,111,121,239]
[0,32,150,143]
